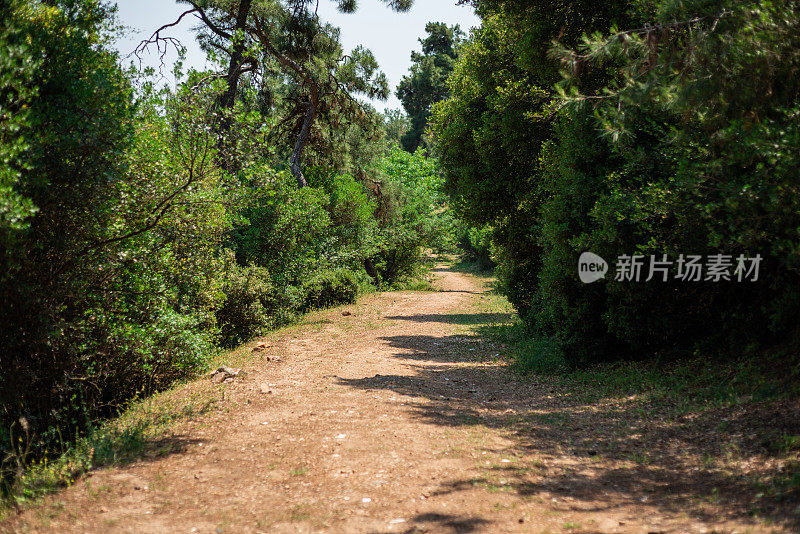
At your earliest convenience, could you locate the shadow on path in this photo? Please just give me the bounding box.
[385,313,513,325]
[339,315,800,531]
[369,513,492,534]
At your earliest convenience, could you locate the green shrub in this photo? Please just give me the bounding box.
[458,224,494,270]
[432,0,800,369]
[306,167,381,269]
[371,147,451,284]
[299,268,361,311]
[231,169,332,287]
[216,262,278,348]
[0,0,227,493]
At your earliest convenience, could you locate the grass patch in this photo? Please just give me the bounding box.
[451,258,495,278]
[290,466,309,477]
[470,478,514,493]
[286,504,313,522]
[465,270,799,415]
[1,387,218,517]
[487,320,800,415]
[389,257,439,292]
[394,277,435,291]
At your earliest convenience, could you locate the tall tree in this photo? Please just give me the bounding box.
[143,0,413,185]
[396,22,463,152]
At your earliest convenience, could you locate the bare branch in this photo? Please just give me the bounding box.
[130,9,196,74]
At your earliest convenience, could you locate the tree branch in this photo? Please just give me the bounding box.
[131,9,196,73]
[184,0,233,40]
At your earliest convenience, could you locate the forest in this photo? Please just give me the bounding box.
[1,0,799,530]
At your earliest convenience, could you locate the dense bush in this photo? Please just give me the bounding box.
[216,262,277,348]
[432,0,800,369]
[306,167,381,270]
[231,168,332,286]
[0,1,231,484]
[370,146,453,284]
[457,224,494,270]
[299,268,361,311]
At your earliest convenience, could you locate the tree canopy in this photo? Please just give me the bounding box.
[396,21,463,152]
[142,0,414,183]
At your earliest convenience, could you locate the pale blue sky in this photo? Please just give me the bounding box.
[113,0,479,112]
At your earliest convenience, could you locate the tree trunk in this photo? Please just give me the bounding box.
[364,258,379,283]
[219,0,252,111]
[289,99,315,188]
[214,0,252,171]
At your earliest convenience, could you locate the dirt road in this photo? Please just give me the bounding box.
[6,264,793,533]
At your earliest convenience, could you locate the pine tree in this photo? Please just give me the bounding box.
[396,22,463,152]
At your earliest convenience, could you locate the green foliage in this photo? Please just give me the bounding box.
[299,268,360,311]
[232,168,332,285]
[1,0,137,446]
[0,0,40,234]
[185,0,398,181]
[458,224,494,270]
[306,167,380,267]
[382,109,410,148]
[430,13,551,226]
[378,146,444,206]
[434,0,800,370]
[216,261,277,347]
[0,1,238,493]
[372,147,451,283]
[396,22,463,152]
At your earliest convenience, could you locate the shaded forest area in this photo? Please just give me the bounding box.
[433,0,800,372]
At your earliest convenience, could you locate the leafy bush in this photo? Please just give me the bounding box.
[371,147,452,284]
[232,168,332,286]
[458,224,494,270]
[0,0,224,491]
[299,268,361,311]
[216,261,277,348]
[433,0,800,369]
[306,167,381,269]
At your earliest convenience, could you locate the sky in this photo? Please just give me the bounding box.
[113,0,480,112]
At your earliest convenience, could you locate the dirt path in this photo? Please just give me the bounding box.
[6,264,793,533]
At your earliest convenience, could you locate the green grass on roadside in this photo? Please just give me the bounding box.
[497,324,800,414]
[1,387,219,519]
[463,264,800,509]
[463,275,800,415]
